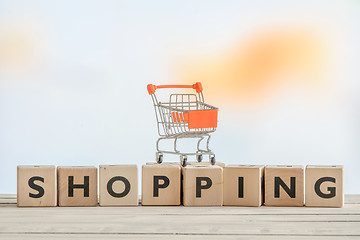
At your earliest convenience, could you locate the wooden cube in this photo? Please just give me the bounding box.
[265,165,304,207]
[17,165,57,207]
[142,165,181,205]
[305,165,343,207]
[182,165,223,206]
[58,166,97,207]
[223,165,264,206]
[188,161,225,167]
[146,162,185,205]
[145,162,184,204]
[99,165,138,206]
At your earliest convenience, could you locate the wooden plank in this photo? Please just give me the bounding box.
[0,194,16,205]
[0,198,16,204]
[0,220,359,236]
[2,204,360,215]
[1,213,360,222]
[345,195,360,204]
[0,194,16,199]
[0,194,359,238]
[0,234,359,240]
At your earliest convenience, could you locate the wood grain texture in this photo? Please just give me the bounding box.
[1,234,359,240]
[265,165,304,207]
[99,165,138,206]
[57,166,98,207]
[187,162,226,167]
[223,165,264,206]
[17,166,57,207]
[305,165,343,207]
[142,165,181,206]
[0,195,359,239]
[182,165,223,206]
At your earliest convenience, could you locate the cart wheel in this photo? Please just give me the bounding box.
[181,155,188,167]
[156,152,163,164]
[210,155,216,165]
[196,154,203,162]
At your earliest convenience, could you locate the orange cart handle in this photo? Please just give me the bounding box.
[147,82,203,95]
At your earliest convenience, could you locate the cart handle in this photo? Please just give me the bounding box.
[147,82,203,95]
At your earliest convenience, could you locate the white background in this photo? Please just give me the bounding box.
[0,0,359,194]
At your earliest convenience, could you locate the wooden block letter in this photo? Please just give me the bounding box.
[58,166,97,207]
[265,165,304,207]
[17,165,57,207]
[142,164,181,205]
[223,165,264,206]
[305,165,343,207]
[99,165,138,206]
[183,165,223,206]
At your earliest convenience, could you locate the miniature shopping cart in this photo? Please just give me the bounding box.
[147,82,218,166]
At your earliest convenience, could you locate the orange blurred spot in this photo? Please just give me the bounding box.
[0,20,41,73]
[0,31,34,68]
[178,29,325,102]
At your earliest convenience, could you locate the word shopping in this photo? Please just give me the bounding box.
[17,163,343,208]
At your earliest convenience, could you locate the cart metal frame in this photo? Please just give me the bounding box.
[147,82,218,166]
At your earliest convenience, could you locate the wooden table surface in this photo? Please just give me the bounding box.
[0,194,359,239]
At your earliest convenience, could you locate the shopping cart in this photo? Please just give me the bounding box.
[147,82,218,166]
